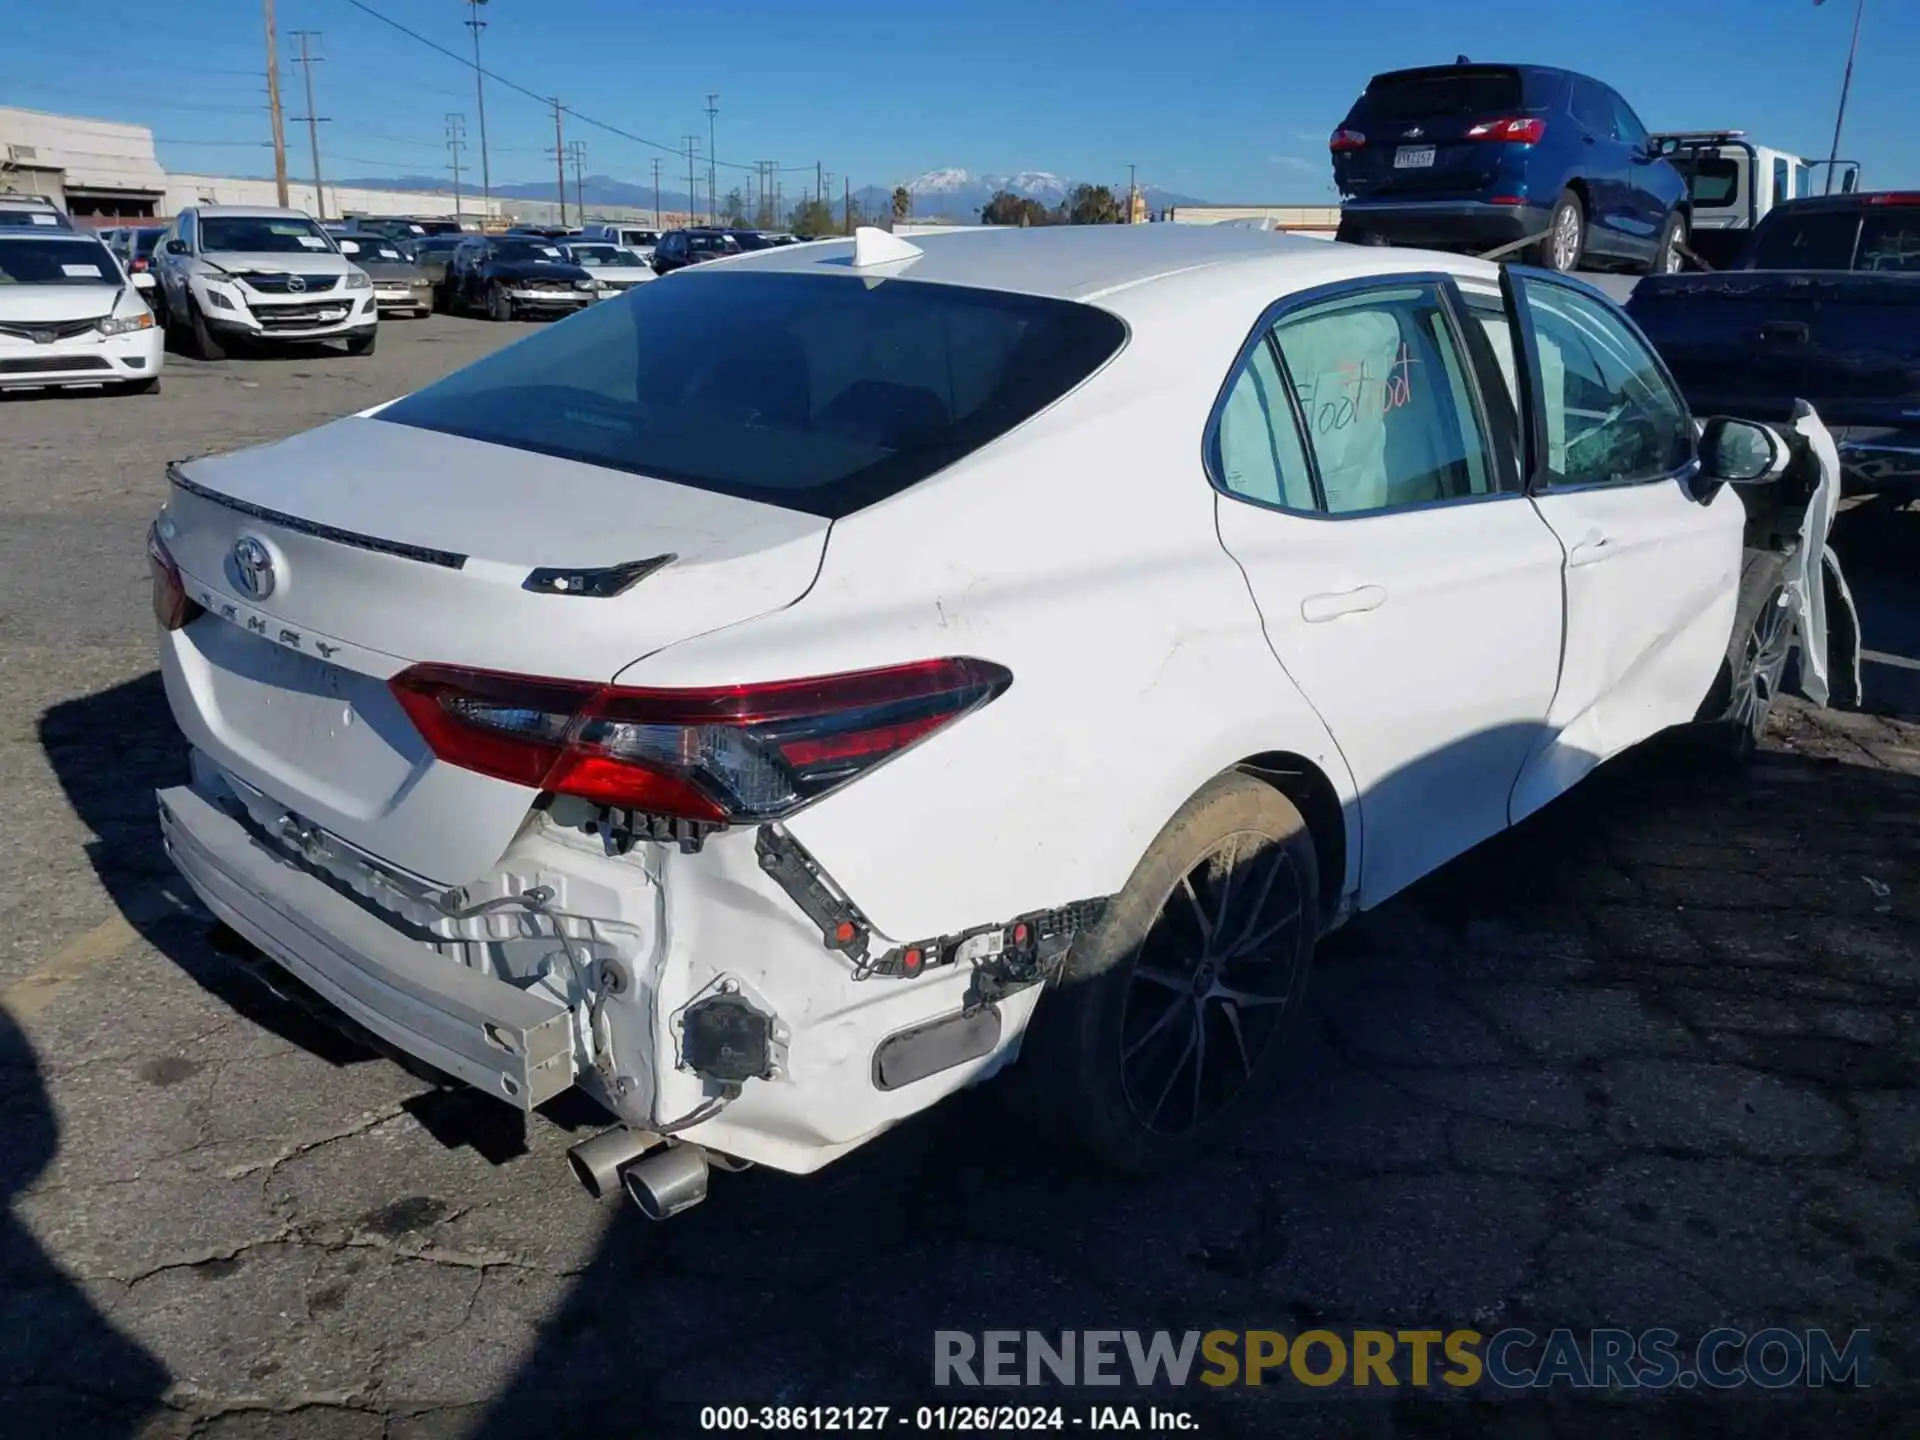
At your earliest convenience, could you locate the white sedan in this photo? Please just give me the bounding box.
[562,241,655,293]
[147,223,1827,1218]
[0,229,163,393]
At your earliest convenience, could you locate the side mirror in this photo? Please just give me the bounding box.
[1699,416,1788,485]
[164,238,187,255]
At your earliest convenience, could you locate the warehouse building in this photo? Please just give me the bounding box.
[0,105,503,225]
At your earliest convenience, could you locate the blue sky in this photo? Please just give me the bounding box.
[3,0,1912,201]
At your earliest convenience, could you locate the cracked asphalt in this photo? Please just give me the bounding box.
[2,316,1918,1439]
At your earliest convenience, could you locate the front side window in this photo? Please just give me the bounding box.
[1211,283,1500,517]
[200,215,335,254]
[1773,158,1792,208]
[178,212,198,249]
[1516,278,1693,487]
[378,271,1127,519]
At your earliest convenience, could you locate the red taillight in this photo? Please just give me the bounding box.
[1865,192,1920,207]
[1329,127,1367,153]
[146,525,202,632]
[388,657,1014,825]
[131,257,149,272]
[1467,117,1546,144]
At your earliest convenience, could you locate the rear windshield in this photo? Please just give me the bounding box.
[1858,213,1920,272]
[1361,67,1524,123]
[1748,210,1860,270]
[1686,158,1741,208]
[376,270,1128,519]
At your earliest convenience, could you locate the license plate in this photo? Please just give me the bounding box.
[315,307,347,321]
[1394,146,1436,169]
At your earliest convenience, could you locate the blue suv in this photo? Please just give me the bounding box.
[1331,63,1689,275]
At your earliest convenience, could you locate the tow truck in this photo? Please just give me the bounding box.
[1650,130,1861,270]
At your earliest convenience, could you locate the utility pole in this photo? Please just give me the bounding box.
[566,139,586,221]
[651,157,662,228]
[446,113,466,219]
[704,93,719,227]
[465,0,492,217]
[1823,0,1867,195]
[290,30,327,219]
[549,99,567,226]
[263,0,289,206]
[684,136,700,227]
[816,160,823,209]
[843,175,851,234]
[1126,162,1137,222]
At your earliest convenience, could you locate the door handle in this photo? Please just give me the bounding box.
[1568,536,1614,566]
[1301,585,1387,623]
[1757,321,1810,345]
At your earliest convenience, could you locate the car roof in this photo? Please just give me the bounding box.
[693,223,1497,304]
[188,204,319,219]
[1766,190,1918,214]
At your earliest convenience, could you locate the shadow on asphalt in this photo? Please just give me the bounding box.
[0,1007,171,1434]
[35,665,1919,1436]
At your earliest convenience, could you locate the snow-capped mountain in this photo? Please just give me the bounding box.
[895,167,1207,219]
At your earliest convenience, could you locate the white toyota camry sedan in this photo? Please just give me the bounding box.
[149,223,1822,1217]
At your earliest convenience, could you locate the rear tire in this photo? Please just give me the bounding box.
[1532,188,1587,272]
[1020,771,1319,1174]
[187,300,227,362]
[1693,549,1794,761]
[1649,209,1687,276]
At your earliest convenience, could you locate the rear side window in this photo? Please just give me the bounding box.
[378,271,1127,519]
[1361,68,1522,124]
[1570,79,1616,137]
[1748,210,1860,270]
[1210,283,1501,516]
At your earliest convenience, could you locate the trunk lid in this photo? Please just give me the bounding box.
[159,418,828,883]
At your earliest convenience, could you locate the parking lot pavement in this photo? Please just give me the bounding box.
[1,318,1917,1439]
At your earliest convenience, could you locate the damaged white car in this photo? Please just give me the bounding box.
[149,224,1852,1217]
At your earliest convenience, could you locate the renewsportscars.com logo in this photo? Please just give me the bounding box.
[934,1328,1873,1391]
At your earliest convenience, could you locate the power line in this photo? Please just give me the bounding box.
[340,0,812,176]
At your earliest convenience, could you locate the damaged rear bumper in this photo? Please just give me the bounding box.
[158,783,575,1108]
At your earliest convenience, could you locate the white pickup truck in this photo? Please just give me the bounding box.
[1651,130,1861,269]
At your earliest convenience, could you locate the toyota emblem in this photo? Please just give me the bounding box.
[231,536,276,600]
[30,330,54,345]
[287,274,307,293]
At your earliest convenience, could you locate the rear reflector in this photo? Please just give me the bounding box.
[390,657,1014,825]
[1329,127,1367,153]
[1467,117,1547,144]
[147,524,202,632]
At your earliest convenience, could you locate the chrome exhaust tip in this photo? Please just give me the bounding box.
[621,1142,710,1221]
[566,1126,661,1200]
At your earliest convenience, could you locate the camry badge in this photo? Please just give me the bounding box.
[1404,127,1425,140]
[231,536,276,601]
